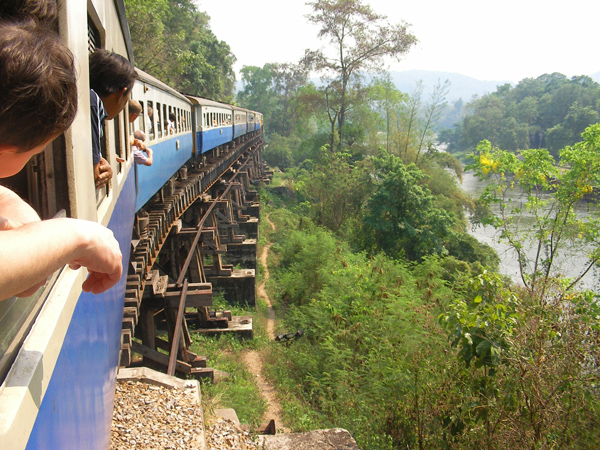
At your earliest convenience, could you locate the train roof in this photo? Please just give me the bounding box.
[186,95,233,110]
[135,67,190,103]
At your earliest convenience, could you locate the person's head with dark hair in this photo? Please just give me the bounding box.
[0,22,77,177]
[169,113,176,122]
[0,0,57,28]
[89,49,137,120]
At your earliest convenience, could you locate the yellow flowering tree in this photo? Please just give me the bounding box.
[467,124,600,299]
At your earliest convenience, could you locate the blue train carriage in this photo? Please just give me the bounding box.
[131,70,194,211]
[233,106,249,141]
[0,1,138,449]
[247,110,256,134]
[187,96,234,158]
[253,111,263,132]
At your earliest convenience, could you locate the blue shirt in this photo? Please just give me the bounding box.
[90,89,108,165]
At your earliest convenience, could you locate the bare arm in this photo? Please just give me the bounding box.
[0,185,40,226]
[0,217,123,300]
[142,147,153,166]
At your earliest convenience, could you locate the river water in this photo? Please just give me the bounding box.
[460,170,600,291]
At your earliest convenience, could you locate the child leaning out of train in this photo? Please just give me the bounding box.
[89,49,138,188]
[131,131,153,167]
[0,22,123,301]
[122,100,153,167]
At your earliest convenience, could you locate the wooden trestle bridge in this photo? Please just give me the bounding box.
[119,134,271,380]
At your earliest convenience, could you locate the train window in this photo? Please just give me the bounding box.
[0,136,70,382]
[147,101,155,140]
[137,100,145,134]
[95,121,108,204]
[114,111,126,173]
[177,109,181,133]
[163,104,168,135]
[156,103,162,138]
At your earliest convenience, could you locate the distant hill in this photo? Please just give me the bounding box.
[388,70,511,102]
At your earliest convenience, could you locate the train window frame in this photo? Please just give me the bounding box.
[95,120,109,205]
[114,109,126,173]
[137,100,146,134]
[156,103,162,138]
[163,104,168,135]
[168,105,172,135]
[147,100,155,141]
[0,136,70,384]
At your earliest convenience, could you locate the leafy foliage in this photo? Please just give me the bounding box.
[446,73,600,156]
[294,148,371,234]
[265,201,600,449]
[267,215,456,449]
[440,271,600,449]
[361,151,455,261]
[467,124,600,295]
[124,0,235,101]
[305,0,417,149]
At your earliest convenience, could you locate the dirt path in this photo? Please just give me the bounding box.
[242,214,290,432]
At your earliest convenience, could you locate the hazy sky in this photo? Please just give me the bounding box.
[198,0,598,83]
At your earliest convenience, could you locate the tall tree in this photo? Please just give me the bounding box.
[305,0,416,149]
[362,151,455,261]
[124,0,235,100]
[401,81,423,158]
[270,62,311,136]
[370,74,408,153]
[469,124,600,296]
[415,79,450,163]
[237,62,311,136]
[237,64,277,117]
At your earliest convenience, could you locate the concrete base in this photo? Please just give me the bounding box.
[224,239,257,271]
[117,366,200,394]
[214,408,240,425]
[243,202,260,218]
[192,315,253,340]
[256,428,359,450]
[237,217,259,240]
[209,269,256,306]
